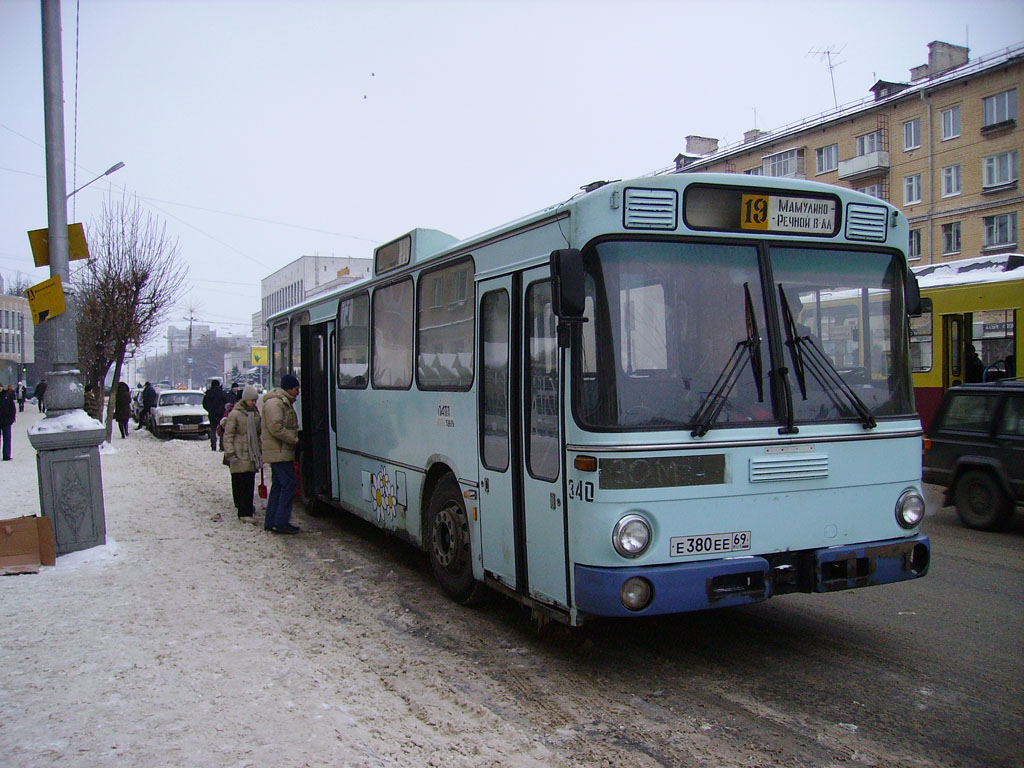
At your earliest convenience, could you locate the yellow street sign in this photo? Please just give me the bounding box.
[25,274,67,324]
[250,346,268,367]
[27,222,91,268]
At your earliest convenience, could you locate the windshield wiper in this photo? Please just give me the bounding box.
[778,285,876,429]
[691,284,763,437]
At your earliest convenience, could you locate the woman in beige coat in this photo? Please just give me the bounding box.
[222,384,263,519]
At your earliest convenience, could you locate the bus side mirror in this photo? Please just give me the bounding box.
[550,248,586,320]
[905,271,922,317]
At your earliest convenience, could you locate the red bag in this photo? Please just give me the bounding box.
[258,467,268,499]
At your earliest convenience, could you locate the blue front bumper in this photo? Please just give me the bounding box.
[574,534,930,618]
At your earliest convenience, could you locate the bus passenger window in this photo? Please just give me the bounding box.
[338,293,369,388]
[291,312,308,381]
[417,259,475,390]
[373,279,414,389]
[910,298,933,372]
[272,323,289,382]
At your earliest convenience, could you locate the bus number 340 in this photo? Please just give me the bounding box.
[568,480,595,502]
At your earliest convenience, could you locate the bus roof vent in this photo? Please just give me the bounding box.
[623,187,678,230]
[845,203,888,241]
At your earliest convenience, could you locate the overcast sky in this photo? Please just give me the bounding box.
[2,0,1021,357]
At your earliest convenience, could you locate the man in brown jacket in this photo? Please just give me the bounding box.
[261,374,300,534]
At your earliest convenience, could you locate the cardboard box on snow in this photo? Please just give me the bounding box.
[0,516,57,575]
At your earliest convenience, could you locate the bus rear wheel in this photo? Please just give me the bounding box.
[426,474,487,605]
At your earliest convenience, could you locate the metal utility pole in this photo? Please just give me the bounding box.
[185,310,196,389]
[29,0,107,555]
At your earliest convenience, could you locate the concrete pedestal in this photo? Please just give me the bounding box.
[29,416,106,556]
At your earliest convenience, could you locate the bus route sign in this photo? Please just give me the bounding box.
[740,194,837,235]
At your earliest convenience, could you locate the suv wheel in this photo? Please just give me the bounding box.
[954,469,1013,531]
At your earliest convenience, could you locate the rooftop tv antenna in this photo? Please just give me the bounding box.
[809,46,846,109]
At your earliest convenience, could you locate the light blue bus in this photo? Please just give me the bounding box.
[267,173,930,626]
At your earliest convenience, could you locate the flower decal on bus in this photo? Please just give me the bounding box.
[370,465,398,524]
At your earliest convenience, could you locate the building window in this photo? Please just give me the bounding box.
[904,174,922,205]
[815,143,838,174]
[903,118,921,150]
[983,151,1018,189]
[856,183,883,199]
[983,89,1017,127]
[983,212,1018,249]
[908,229,922,260]
[942,222,961,255]
[856,131,882,156]
[762,148,805,178]
[743,167,762,176]
[942,164,962,197]
[941,105,961,140]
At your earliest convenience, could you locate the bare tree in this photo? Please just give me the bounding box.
[74,194,188,440]
[3,272,33,297]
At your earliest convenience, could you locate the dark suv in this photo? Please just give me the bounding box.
[922,380,1023,530]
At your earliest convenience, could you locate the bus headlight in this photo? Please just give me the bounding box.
[895,489,926,529]
[612,513,651,558]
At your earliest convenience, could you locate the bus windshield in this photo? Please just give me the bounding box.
[576,240,914,431]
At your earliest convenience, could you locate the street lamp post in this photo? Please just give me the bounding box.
[67,161,124,200]
[28,0,107,556]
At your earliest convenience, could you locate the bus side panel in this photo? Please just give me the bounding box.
[335,386,478,546]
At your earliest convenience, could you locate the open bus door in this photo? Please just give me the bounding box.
[299,322,334,507]
[476,267,569,610]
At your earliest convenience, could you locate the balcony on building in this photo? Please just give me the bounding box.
[838,150,890,181]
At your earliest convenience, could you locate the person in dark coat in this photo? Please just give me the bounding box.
[138,381,157,431]
[17,383,26,412]
[114,381,132,438]
[202,379,229,451]
[228,382,242,404]
[34,379,47,413]
[965,344,984,383]
[1,384,16,461]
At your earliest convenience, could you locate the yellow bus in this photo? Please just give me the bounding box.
[911,254,1023,430]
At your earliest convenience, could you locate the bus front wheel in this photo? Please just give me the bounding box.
[426,474,487,605]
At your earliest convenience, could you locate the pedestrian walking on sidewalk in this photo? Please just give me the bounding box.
[114,381,131,438]
[1,384,16,461]
[34,378,47,414]
[138,381,157,431]
[202,379,228,451]
[223,384,262,519]
[17,382,26,412]
[261,373,300,534]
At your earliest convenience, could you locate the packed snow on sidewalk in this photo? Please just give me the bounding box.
[0,410,555,768]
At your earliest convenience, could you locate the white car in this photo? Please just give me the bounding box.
[148,389,210,439]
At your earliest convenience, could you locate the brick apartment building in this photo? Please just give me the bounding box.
[674,41,1022,267]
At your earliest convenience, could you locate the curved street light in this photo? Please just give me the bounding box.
[67,161,124,199]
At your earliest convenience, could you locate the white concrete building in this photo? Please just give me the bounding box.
[261,254,371,321]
